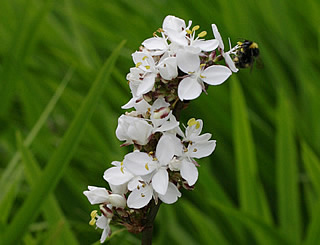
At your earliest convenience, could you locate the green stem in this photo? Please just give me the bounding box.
[141,201,161,245]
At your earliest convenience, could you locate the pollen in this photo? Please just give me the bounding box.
[89,210,98,226]
[145,163,149,170]
[141,193,145,197]
[192,25,200,32]
[145,65,151,70]
[136,62,142,68]
[186,29,192,35]
[193,148,198,152]
[198,31,207,38]
[187,118,197,127]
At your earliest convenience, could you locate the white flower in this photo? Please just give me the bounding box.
[157,56,178,80]
[124,134,182,195]
[177,50,232,100]
[83,186,126,208]
[127,180,181,208]
[121,96,151,116]
[211,24,238,73]
[103,161,134,187]
[127,51,158,97]
[162,15,191,46]
[149,98,179,133]
[168,118,216,186]
[116,114,153,146]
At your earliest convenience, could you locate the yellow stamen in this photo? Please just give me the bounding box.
[237,41,243,46]
[193,148,198,152]
[89,210,98,226]
[90,210,98,218]
[198,31,207,38]
[200,75,206,79]
[145,65,151,70]
[136,62,142,68]
[142,56,148,60]
[192,25,200,32]
[186,29,192,35]
[200,64,206,68]
[145,163,149,170]
[148,151,154,156]
[141,193,145,197]
[184,148,188,153]
[120,166,124,174]
[187,118,197,127]
[89,218,96,226]
[153,157,158,161]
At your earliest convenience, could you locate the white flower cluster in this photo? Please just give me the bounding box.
[84,15,237,243]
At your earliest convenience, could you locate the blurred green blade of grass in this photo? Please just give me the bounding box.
[230,77,272,222]
[276,89,301,243]
[303,201,320,245]
[302,142,320,194]
[0,0,54,117]
[160,206,197,245]
[0,68,73,201]
[17,132,78,245]
[179,200,229,245]
[0,165,23,227]
[210,200,291,245]
[1,40,125,244]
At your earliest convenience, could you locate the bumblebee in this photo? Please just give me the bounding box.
[233,40,260,69]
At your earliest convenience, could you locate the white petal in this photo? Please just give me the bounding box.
[158,182,181,204]
[137,73,156,96]
[185,119,203,140]
[158,57,178,80]
[152,168,169,195]
[142,37,167,50]
[193,39,219,52]
[180,160,198,186]
[124,152,156,176]
[108,194,127,208]
[211,24,224,50]
[83,186,109,205]
[151,97,170,110]
[224,52,239,72]
[109,183,127,195]
[128,176,144,191]
[201,65,232,85]
[103,167,134,186]
[127,185,153,209]
[177,50,200,73]
[178,77,202,101]
[156,134,183,165]
[96,216,110,243]
[163,15,186,33]
[189,140,216,159]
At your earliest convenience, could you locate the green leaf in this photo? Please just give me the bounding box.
[276,89,301,242]
[16,132,78,245]
[230,78,272,223]
[179,200,229,245]
[302,142,320,245]
[0,68,74,202]
[1,40,125,244]
[210,200,291,245]
[302,142,320,195]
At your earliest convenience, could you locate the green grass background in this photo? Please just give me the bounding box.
[0,0,319,244]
